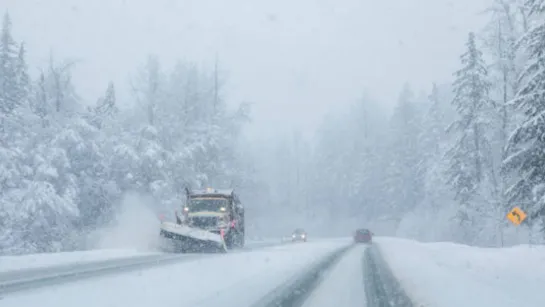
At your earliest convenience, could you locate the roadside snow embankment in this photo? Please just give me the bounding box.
[0,249,161,273]
[376,237,545,307]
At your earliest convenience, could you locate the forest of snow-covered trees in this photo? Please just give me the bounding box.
[1,0,545,254]
[0,11,251,254]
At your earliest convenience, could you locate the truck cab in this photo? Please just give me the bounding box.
[179,188,245,248]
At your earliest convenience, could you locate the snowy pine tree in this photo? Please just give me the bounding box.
[383,84,425,220]
[14,43,30,106]
[420,83,449,201]
[0,12,18,117]
[480,0,530,244]
[32,72,49,127]
[446,32,496,244]
[483,0,520,145]
[97,82,117,117]
[131,55,163,126]
[420,83,445,159]
[503,0,545,231]
[397,83,456,241]
[44,57,80,116]
[89,82,117,129]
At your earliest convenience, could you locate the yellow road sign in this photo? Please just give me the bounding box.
[507,207,527,226]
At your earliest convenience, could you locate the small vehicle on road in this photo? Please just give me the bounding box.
[354,228,373,244]
[292,228,307,242]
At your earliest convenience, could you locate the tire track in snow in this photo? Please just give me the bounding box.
[363,245,414,307]
[250,244,354,307]
[252,241,412,307]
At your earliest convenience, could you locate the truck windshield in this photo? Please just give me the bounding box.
[187,198,228,212]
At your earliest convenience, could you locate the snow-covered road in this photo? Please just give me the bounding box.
[301,244,367,307]
[4,236,541,307]
[0,239,356,307]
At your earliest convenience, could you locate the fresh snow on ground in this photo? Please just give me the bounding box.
[1,239,351,307]
[377,236,545,307]
[0,249,162,273]
[301,244,367,307]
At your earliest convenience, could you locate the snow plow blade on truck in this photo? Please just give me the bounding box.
[159,187,245,253]
[159,222,227,253]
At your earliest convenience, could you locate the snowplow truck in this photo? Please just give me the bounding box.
[159,188,245,253]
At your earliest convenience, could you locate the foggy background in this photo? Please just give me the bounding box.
[5,0,487,136]
[1,0,544,254]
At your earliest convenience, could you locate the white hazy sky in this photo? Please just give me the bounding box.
[2,0,489,139]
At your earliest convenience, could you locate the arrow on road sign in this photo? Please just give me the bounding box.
[507,206,527,226]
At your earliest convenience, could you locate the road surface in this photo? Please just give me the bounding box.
[0,238,396,307]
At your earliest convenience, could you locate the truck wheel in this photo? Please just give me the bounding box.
[238,230,245,248]
[224,231,234,249]
[227,230,243,249]
[233,232,244,248]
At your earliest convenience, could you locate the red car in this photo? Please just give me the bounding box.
[354,228,373,243]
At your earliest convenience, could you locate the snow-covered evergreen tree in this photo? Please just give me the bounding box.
[32,72,49,127]
[483,0,520,145]
[382,84,425,221]
[503,0,545,231]
[14,43,29,107]
[131,55,163,126]
[0,12,19,118]
[418,83,450,211]
[480,0,531,244]
[446,32,496,244]
[89,82,117,129]
[397,83,459,241]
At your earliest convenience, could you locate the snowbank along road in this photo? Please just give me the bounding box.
[376,237,545,307]
[0,239,284,296]
[0,238,424,307]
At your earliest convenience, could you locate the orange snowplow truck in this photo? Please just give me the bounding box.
[159,187,245,253]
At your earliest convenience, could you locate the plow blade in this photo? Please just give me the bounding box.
[159,222,227,253]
